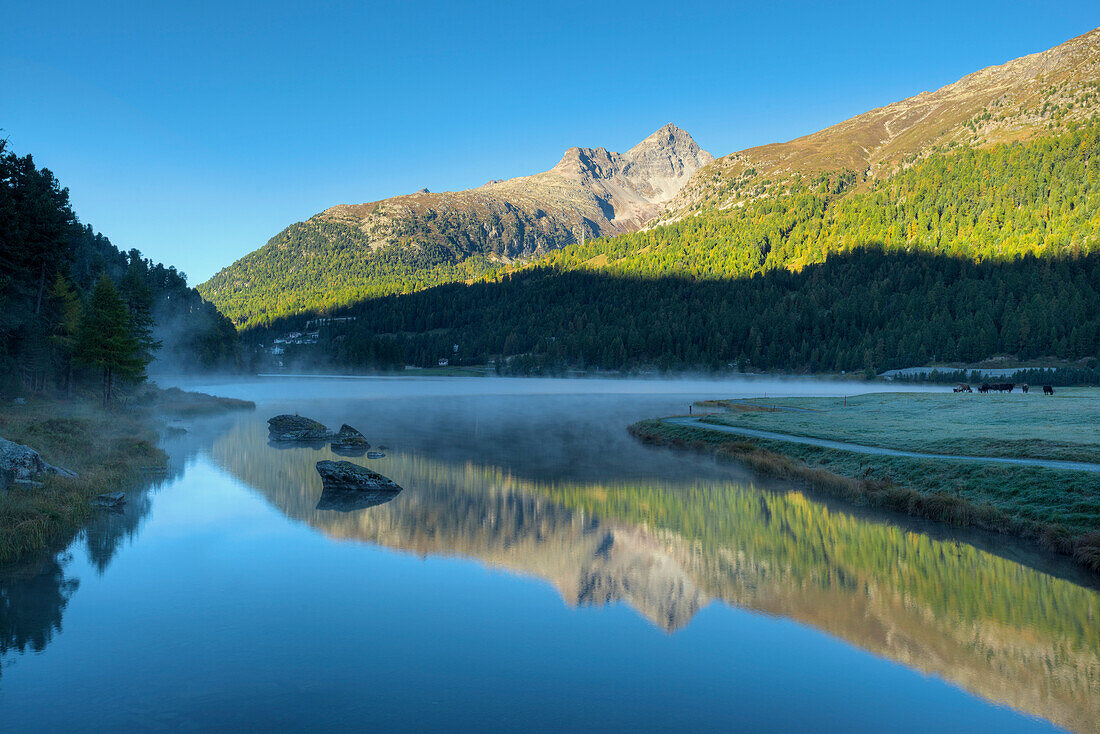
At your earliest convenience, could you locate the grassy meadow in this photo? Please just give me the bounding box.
[633,390,1100,571]
[700,390,1100,462]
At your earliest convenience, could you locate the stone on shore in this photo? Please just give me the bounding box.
[267,414,332,441]
[331,424,370,448]
[0,436,77,489]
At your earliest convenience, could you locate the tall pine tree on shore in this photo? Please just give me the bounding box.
[75,277,148,406]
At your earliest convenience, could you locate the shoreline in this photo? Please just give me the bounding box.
[666,416,1100,473]
[629,418,1100,574]
[0,388,254,565]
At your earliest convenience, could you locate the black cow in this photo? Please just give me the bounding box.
[1022,384,1029,393]
[978,383,990,393]
[1043,384,1054,395]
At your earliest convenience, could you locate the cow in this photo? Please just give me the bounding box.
[953,383,972,393]
[978,383,990,393]
[991,382,1015,393]
[1043,384,1054,395]
[1021,384,1029,393]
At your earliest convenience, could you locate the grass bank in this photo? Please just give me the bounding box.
[629,415,1100,573]
[0,388,254,564]
[699,390,1100,462]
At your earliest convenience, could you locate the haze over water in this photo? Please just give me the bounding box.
[2,377,1097,732]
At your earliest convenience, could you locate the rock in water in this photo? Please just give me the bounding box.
[315,460,400,492]
[331,424,370,448]
[93,492,126,508]
[314,460,402,512]
[0,436,77,489]
[267,414,332,441]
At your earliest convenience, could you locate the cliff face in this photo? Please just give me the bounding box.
[199,124,711,326]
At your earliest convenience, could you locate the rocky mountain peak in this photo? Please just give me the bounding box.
[553,145,620,180]
[627,123,703,158]
[549,124,713,209]
[624,123,714,203]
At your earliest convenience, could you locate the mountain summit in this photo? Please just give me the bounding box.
[550,123,713,217]
[200,125,711,325]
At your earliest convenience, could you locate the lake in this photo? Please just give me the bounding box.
[2,376,1098,732]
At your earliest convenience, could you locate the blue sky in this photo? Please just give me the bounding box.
[2,1,1096,283]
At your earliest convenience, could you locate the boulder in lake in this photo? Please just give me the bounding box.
[0,436,77,489]
[267,414,332,441]
[331,424,370,449]
[314,460,402,512]
[315,460,401,492]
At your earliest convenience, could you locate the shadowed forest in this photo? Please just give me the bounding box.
[254,250,1100,375]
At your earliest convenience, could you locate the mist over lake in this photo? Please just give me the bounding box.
[2,377,1095,732]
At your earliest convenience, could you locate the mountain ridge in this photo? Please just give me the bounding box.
[665,26,1100,218]
[202,26,1100,332]
[200,124,711,325]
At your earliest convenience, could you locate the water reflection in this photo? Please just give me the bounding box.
[0,430,190,678]
[316,484,403,512]
[209,414,1100,733]
[0,554,78,665]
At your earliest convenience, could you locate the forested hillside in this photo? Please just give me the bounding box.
[200,218,506,327]
[539,122,1100,278]
[0,141,241,396]
[261,250,1099,374]
[253,125,1100,374]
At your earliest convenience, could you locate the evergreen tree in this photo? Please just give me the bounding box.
[48,273,83,396]
[75,276,147,406]
[119,252,162,366]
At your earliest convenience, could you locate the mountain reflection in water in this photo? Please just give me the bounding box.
[208,413,1100,734]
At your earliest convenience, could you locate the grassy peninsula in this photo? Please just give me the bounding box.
[631,391,1100,571]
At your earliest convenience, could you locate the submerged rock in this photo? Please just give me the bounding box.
[331,444,367,458]
[0,436,77,489]
[94,492,126,508]
[267,414,332,442]
[314,460,402,512]
[331,424,370,449]
[367,451,386,459]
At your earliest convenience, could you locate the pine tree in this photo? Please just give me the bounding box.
[119,253,161,367]
[75,276,146,406]
[48,273,83,396]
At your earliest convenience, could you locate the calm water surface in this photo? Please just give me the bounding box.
[2,377,1098,732]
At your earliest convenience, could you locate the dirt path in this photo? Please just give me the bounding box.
[663,417,1100,473]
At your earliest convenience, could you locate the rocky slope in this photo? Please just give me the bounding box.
[199,124,711,326]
